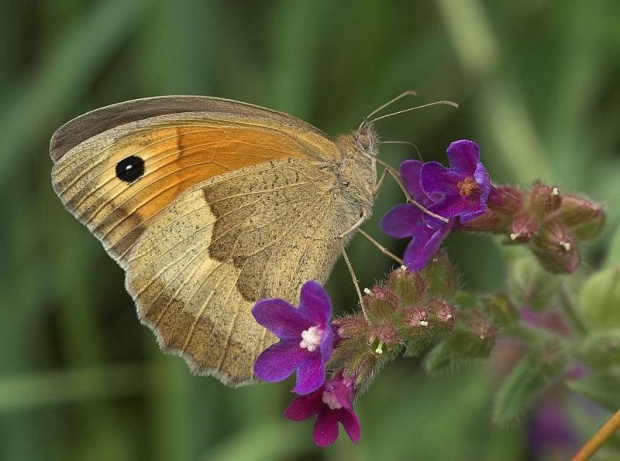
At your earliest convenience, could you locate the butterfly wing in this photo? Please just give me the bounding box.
[125,158,352,385]
[50,96,353,385]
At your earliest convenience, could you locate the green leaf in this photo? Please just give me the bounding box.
[578,266,620,330]
[578,329,620,368]
[508,257,561,311]
[567,367,620,412]
[424,341,469,376]
[493,346,566,425]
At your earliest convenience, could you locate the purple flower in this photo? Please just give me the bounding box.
[528,399,578,456]
[380,140,490,270]
[285,376,360,447]
[420,140,490,224]
[380,160,454,270]
[252,281,334,395]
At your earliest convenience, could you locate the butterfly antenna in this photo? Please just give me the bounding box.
[359,90,418,130]
[380,140,424,162]
[369,100,458,125]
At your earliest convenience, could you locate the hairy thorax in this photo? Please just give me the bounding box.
[330,124,379,235]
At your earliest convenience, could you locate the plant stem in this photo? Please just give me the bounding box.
[572,408,620,461]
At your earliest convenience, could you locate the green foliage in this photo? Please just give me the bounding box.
[567,368,620,412]
[508,256,561,311]
[578,330,620,368]
[493,345,567,425]
[606,225,620,268]
[578,266,620,330]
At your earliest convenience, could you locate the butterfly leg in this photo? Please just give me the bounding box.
[338,211,368,239]
[339,242,370,323]
[372,167,389,197]
[357,229,403,265]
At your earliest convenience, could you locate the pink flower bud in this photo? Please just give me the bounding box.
[487,185,525,215]
[387,267,426,307]
[551,194,606,240]
[529,182,562,218]
[531,220,580,273]
[509,213,539,243]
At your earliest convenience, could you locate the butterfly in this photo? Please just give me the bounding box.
[49,95,387,386]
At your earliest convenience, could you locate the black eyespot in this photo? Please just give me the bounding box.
[115,156,145,183]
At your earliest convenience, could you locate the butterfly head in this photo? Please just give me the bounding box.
[353,121,379,158]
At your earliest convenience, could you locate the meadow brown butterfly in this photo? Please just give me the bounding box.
[50,96,384,386]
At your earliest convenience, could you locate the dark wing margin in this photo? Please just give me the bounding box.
[49,95,329,163]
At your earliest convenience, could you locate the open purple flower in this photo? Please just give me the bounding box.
[420,140,490,224]
[380,160,454,270]
[252,281,334,395]
[285,376,360,447]
[381,140,491,270]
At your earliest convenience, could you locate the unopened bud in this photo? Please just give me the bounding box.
[369,323,400,349]
[448,310,497,358]
[487,185,524,215]
[552,194,606,241]
[427,299,456,332]
[509,213,539,243]
[531,220,580,273]
[387,266,426,307]
[364,285,398,322]
[332,315,370,340]
[529,182,562,218]
[461,209,512,234]
[421,250,458,299]
[402,308,429,329]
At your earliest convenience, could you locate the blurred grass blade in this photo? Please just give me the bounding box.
[0,0,152,191]
[0,364,149,413]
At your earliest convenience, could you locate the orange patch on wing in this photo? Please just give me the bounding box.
[88,122,327,259]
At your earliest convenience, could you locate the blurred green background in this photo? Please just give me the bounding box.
[1,0,619,459]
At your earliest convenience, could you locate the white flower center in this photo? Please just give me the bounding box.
[322,390,342,410]
[299,326,323,352]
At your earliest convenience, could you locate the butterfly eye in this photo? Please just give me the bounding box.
[357,134,371,150]
[115,155,145,183]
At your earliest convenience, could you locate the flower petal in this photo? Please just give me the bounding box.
[285,389,324,421]
[420,161,461,201]
[314,409,340,447]
[474,162,491,203]
[459,202,487,223]
[380,203,424,238]
[446,140,480,175]
[340,409,361,444]
[319,324,334,363]
[402,222,452,270]
[399,160,428,204]
[427,195,474,221]
[294,352,325,395]
[298,281,331,325]
[253,340,306,383]
[252,298,313,339]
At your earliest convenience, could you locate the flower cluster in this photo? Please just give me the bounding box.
[250,138,607,449]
